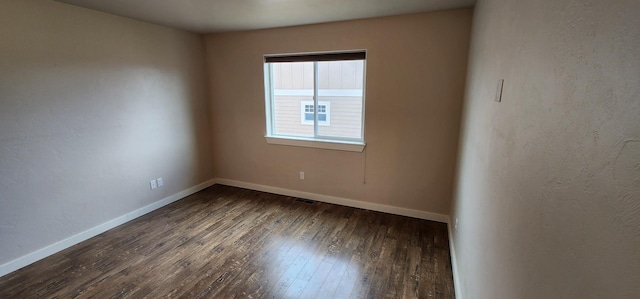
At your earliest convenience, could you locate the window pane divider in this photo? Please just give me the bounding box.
[313,61,319,138]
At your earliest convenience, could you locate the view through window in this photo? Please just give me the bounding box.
[264,51,366,143]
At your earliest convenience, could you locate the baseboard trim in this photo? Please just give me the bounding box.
[213,178,449,223]
[448,223,463,298]
[0,178,216,278]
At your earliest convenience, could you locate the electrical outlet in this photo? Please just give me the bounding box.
[157,177,163,187]
[455,218,459,229]
[300,172,304,180]
[150,179,157,190]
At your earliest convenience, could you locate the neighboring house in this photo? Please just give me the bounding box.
[271,61,364,139]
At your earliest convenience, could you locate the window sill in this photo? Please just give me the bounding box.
[265,136,366,152]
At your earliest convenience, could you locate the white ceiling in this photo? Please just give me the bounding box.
[55,0,475,33]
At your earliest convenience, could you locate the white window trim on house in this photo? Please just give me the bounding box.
[274,89,363,97]
[263,50,367,153]
[301,101,330,126]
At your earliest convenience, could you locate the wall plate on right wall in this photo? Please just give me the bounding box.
[495,79,504,102]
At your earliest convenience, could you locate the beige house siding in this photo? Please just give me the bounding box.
[271,60,364,139]
[273,61,364,90]
[274,96,363,138]
[274,96,313,137]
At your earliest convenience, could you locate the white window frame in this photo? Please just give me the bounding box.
[263,50,367,152]
[301,101,330,126]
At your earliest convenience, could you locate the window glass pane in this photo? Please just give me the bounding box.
[272,62,314,137]
[317,60,364,139]
[266,53,365,142]
[305,113,314,121]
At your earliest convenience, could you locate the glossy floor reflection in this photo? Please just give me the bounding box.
[0,185,454,298]
[269,239,359,298]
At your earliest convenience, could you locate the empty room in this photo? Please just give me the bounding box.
[0,0,638,298]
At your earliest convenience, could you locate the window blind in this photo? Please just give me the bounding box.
[264,51,366,63]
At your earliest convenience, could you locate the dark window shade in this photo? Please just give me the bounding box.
[265,51,366,63]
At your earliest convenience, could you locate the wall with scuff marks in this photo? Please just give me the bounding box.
[451,0,640,298]
[0,0,212,266]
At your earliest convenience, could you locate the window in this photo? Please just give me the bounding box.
[264,51,366,152]
[301,101,330,125]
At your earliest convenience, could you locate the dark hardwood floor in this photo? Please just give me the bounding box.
[0,185,455,298]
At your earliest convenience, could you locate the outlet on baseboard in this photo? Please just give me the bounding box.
[157,177,164,187]
[150,179,158,190]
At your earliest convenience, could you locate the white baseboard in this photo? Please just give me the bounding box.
[0,178,216,278]
[213,178,449,223]
[448,223,463,298]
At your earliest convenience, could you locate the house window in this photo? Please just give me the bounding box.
[264,51,366,152]
[301,101,330,125]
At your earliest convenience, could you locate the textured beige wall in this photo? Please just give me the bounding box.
[205,10,472,216]
[0,0,212,265]
[451,0,640,298]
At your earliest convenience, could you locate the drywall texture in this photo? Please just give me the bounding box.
[0,0,212,266]
[205,10,472,216]
[451,0,640,298]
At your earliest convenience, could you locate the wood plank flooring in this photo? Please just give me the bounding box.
[0,185,455,298]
